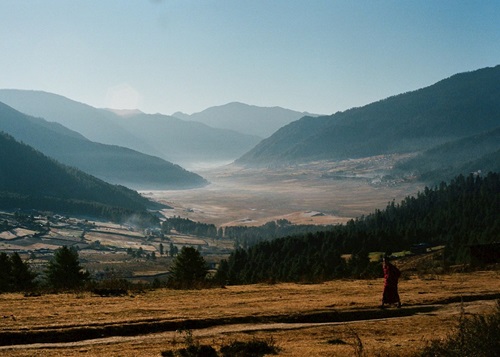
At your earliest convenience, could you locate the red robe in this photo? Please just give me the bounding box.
[382,262,401,304]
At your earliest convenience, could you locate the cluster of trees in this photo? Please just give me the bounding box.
[224,219,335,249]
[214,235,379,285]
[0,252,37,292]
[162,217,218,238]
[1,243,211,292]
[217,173,499,284]
[126,247,157,260]
[162,215,337,250]
[0,246,89,292]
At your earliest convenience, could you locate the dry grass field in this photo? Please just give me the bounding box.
[0,269,499,356]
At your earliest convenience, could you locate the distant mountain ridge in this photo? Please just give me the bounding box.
[107,111,261,167]
[0,90,158,155]
[0,102,207,190]
[237,65,500,181]
[0,90,261,168]
[173,102,320,138]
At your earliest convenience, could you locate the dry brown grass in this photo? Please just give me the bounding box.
[0,270,499,356]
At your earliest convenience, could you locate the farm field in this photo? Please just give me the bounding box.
[0,211,233,280]
[0,269,499,356]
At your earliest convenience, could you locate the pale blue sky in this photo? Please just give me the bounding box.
[1,1,499,115]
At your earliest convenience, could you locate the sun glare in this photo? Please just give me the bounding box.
[105,83,142,109]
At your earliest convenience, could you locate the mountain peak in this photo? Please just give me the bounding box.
[105,108,144,117]
[172,102,318,138]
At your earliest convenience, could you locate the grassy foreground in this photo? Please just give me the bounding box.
[0,270,499,356]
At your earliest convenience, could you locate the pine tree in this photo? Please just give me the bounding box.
[10,252,37,291]
[0,252,12,292]
[46,246,89,289]
[168,246,207,288]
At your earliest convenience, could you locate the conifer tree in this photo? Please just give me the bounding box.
[0,252,12,292]
[46,246,89,289]
[10,252,37,291]
[168,246,207,288]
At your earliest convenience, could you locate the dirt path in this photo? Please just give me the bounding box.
[1,295,498,354]
[1,270,498,356]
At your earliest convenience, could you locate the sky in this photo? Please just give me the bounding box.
[1,1,499,116]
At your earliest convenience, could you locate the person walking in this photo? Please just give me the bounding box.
[380,255,401,308]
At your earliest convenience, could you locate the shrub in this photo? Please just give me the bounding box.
[219,337,280,357]
[419,300,500,356]
[161,345,218,357]
[161,331,279,357]
[162,329,218,357]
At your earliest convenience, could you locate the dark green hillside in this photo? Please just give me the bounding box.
[219,173,500,284]
[395,127,500,183]
[0,102,207,189]
[0,132,163,225]
[237,65,500,166]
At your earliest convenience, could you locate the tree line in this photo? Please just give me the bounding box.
[0,246,90,292]
[0,252,37,292]
[224,219,336,249]
[162,215,337,250]
[0,245,210,292]
[162,216,218,238]
[216,173,499,284]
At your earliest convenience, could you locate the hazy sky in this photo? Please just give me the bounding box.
[1,1,499,115]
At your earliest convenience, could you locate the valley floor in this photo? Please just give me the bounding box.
[147,157,423,227]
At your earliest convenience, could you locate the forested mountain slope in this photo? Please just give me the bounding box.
[237,66,500,168]
[0,132,162,225]
[395,127,500,183]
[0,102,207,189]
[219,172,500,284]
